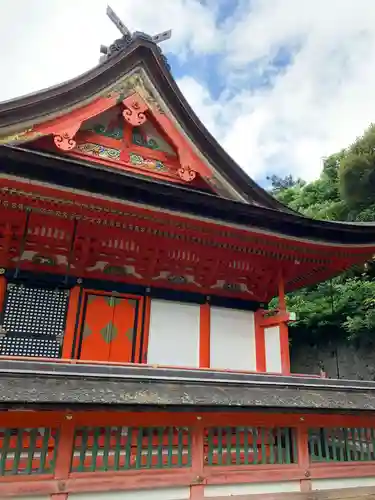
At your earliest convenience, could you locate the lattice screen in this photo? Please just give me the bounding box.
[0,284,69,358]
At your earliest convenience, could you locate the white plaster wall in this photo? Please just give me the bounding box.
[312,476,375,490]
[70,488,190,500]
[210,307,256,371]
[204,480,300,497]
[265,325,282,373]
[147,299,200,367]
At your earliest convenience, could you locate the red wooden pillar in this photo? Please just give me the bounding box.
[278,271,290,374]
[296,424,311,492]
[199,303,210,368]
[0,274,7,313]
[62,286,82,359]
[254,309,266,372]
[190,418,205,500]
[54,414,75,498]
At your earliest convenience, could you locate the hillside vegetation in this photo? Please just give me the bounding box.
[268,124,375,345]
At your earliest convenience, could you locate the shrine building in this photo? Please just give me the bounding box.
[1,8,375,500]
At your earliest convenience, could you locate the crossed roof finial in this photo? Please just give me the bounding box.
[100,5,172,62]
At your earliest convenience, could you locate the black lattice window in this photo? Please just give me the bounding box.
[0,284,69,358]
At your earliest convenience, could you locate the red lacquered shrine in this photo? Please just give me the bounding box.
[1,9,375,500]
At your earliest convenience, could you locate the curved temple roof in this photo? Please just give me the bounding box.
[0,32,374,252]
[0,33,292,211]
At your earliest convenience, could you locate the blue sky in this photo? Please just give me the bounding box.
[1,0,375,184]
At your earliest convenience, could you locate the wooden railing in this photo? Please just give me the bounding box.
[0,412,375,498]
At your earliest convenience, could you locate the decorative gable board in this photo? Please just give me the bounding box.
[26,96,214,193]
[0,67,248,200]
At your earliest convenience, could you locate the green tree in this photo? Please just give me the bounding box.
[269,130,375,345]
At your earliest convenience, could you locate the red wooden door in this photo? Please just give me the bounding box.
[79,294,138,363]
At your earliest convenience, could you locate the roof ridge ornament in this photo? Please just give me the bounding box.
[100,5,172,67]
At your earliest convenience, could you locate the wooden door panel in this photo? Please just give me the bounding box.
[79,294,139,363]
[109,297,138,363]
[79,294,113,361]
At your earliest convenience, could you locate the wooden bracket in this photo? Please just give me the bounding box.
[53,122,82,151]
[122,93,148,126]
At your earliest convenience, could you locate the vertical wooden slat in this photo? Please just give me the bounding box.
[26,428,38,474]
[217,428,223,466]
[167,427,173,467]
[0,428,10,475]
[158,427,164,468]
[284,428,291,464]
[12,429,23,474]
[39,428,51,473]
[208,428,213,466]
[261,427,267,464]
[177,427,184,467]
[199,303,210,368]
[253,428,259,465]
[244,427,250,465]
[225,427,232,465]
[114,426,122,470]
[135,428,143,469]
[236,427,241,465]
[269,429,275,464]
[147,427,153,468]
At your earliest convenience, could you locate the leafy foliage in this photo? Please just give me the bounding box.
[269,125,375,345]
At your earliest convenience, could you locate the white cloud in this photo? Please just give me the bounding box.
[190,0,375,181]
[0,0,219,101]
[2,0,375,182]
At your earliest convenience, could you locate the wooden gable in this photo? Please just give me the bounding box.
[23,92,217,193]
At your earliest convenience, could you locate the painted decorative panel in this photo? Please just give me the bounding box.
[210,307,256,371]
[264,325,282,373]
[75,142,121,160]
[147,300,200,367]
[129,152,168,172]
